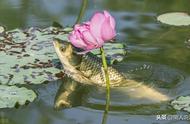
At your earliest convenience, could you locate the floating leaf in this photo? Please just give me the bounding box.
[0,85,36,108]
[0,27,67,85]
[157,12,190,26]
[170,95,190,113]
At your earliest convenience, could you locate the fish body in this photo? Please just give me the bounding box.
[53,39,170,104]
[53,39,127,87]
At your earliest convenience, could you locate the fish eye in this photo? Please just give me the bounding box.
[60,46,66,51]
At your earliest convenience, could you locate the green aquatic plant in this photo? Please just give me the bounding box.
[0,27,68,85]
[0,85,36,108]
[75,0,88,24]
[171,95,190,113]
[157,12,190,26]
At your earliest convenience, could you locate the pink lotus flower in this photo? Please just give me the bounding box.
[68,10,116,52]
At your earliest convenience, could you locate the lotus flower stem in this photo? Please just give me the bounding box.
[100,47,110,124]
[75,0,88,24]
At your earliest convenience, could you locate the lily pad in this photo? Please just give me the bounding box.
[170,95,190,113]
[0,27,67,85]
[157,12,190,26]
[0,85,36,108]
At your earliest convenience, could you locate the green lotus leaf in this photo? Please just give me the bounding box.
[0,26,126,85]
[0,85,36,108]
[157,12,190,26]
[170,95,190,113]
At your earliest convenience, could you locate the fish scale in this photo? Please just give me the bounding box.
[79,53,126,87]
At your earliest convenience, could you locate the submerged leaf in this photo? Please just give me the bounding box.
[157,12,190,26]
[0,85,36,108]
[170,95,190,113]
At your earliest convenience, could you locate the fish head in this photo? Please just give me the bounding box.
[53,39,82,68]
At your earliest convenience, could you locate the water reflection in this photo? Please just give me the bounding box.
[54,77,84,109]
[101,107,109,124]
[54,76,111,124]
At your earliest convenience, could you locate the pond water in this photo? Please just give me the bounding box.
[0,0,190,124]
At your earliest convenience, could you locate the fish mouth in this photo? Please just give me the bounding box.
[53,39,67,66]
[53,39,62,50]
